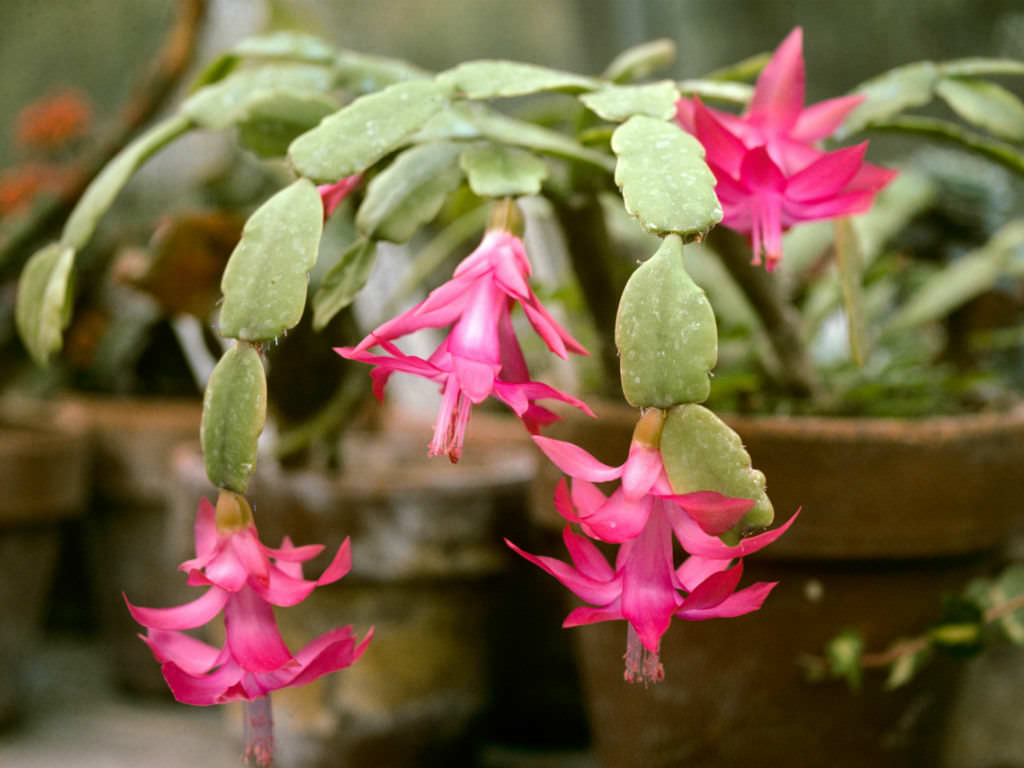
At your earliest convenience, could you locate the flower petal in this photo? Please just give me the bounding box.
[160,658,245,706]
[671,491,755,536]
[577,486,651,543]
[792,94,865,142]
[748,27,805,132]
[676,555,732,592]
[620,441,663,501]
[677,580,778,620]
[141,629,223,676]
[619,507,679,653]
[203,542,250,592]
[505,534,620,607]
[562,523,616,581]
[563,602,623,628]
[317,538,353,585]
[232,527,270,587]
[678,561,745,610]
[693,98,750,177]
[671,508,800,559]
[223,586,296,673]
[124,587,229,631]
[532,436,622,482]
[786,142,867,202]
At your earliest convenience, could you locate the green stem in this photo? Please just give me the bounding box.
[273,368,371,466]
[707,226,819,399]
[866,115,1024,176]
[549,193,625,395]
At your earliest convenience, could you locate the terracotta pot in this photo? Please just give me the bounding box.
[168,410,547,767]
[57,395,202,695]
[533,400,1024,768]
[0,408,88,726]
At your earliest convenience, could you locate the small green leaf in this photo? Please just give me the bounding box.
[15,243,75,365]
[289,79,449,181]
[885,642,933,690]
[885,219,1024,333]
[603,39,676,83]
[188,52,239,92]
[706,51,771,82]
[615,235,717,407]
[436,60,598,99]
[201,343,267,493]
[834,218,870,366]
[611,115,722,237]
[356,142,463,242]
[335,50,431,92]
[866,115,1024,176]
[940,58,1024,77]
[62,114,191,250]
[661,404,774,537]
[411,103,615,171]
[219,179,324,341]
[678,79,754,105]
[836,62,939,139]
[236,90,340,158]
[990,564,1024,644]
[459,144,548,197]
[826,629,865,691]
[580,81,680,122]
[469,106,615,171]
[936,77,1024,142]
[182,64,333,131]
[312,239,377,331]
[232,31,337,63]
[929,595,984,658]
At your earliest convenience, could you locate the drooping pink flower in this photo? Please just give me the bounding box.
[532,409,758,543]
[338,227,592,462]
[125,495,372,764]
[509,409,797,683]
[318,174,363,218]
[507,499,795,684]
[676,27,896,269]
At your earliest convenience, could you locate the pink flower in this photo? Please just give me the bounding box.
[676,27,896,269]
[125,495,372,710]
[337,228,592,461]
[317,174,362,218]
[507,500,795,684]
[509,409,797,683]
[532,409,758,542]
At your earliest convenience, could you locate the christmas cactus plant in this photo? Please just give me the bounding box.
[14,19,1024,765]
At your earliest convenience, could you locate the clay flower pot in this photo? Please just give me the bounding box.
[167,410,539,767]
[0,407,88,726]
[57,395,202,695]
[534,400,1024,768]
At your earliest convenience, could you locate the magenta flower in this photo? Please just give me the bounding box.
[509,409,797,683]
[337,228,592,461]
[507,499,795,684]
[532,409,757,542]
[317,174,362,219]
[125,494,372,764]
[676,27,896,269]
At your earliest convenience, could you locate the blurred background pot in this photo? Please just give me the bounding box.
[57,395,202,696]
[168,409,567,767]
[0,403,88,726]
[534,400,1024,768]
